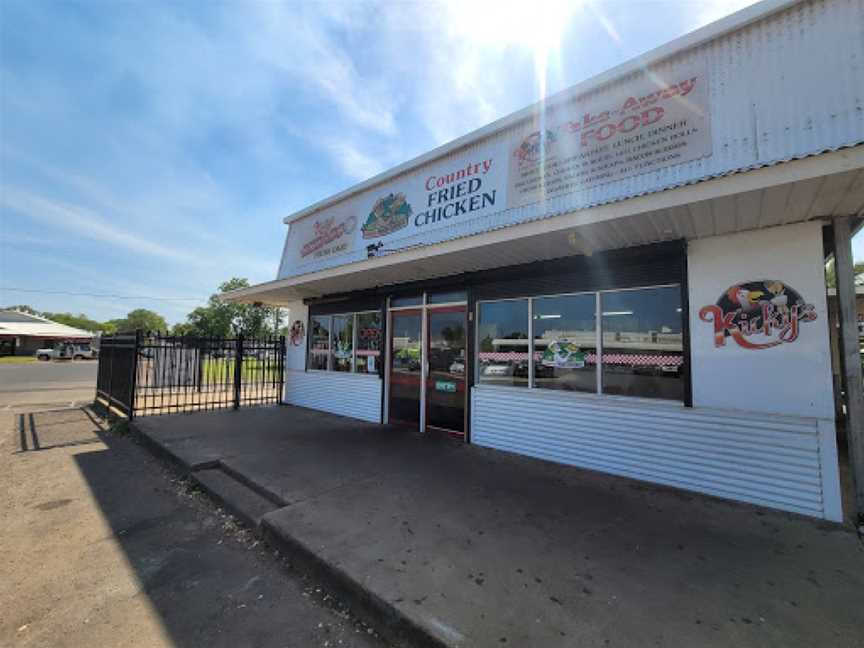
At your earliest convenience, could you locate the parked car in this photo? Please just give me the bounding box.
[35,343,97,361]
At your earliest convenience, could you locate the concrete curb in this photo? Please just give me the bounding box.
[129,419,450,648]
[258,515,449,648]
[191,468,278,528]
[219,460,286,507]
[128,420,218,472]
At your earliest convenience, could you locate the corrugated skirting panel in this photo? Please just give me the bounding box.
[471,386,837,520]
[284,370,382,423]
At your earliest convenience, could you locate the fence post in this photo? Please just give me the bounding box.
[128,330,141,420]
[233,334,244,410]
[279,335,286,404]
[106,337,115,415]
[196,338,204,393]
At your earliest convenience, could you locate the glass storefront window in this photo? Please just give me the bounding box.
[331,315,354,372]
[356,312,382,374]
[600,286,684,401]
[533,294,597,393]
[476,285,685,402]
[308,315,330,371]
[477,300,529,387]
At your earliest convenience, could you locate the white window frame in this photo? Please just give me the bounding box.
[307,310,382,375]
[474,295,531,389]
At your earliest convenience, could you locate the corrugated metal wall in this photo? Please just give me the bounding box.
[471,386,835,519]
[284,369,382,423]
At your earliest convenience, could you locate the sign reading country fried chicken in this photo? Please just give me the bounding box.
[507,62,711,209]
[358,143,509,246]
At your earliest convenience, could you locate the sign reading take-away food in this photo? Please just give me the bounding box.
[507,61,711,209]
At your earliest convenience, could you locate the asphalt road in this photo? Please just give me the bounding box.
[0,361,97,409]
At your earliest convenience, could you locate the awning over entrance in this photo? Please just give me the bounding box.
[224,147,864,305]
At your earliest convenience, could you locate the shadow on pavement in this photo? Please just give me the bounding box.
[16,408,103,452]
[4,406,381,648]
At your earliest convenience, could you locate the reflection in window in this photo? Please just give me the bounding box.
[477,300,529,387]
[533,294,596,393]
[476,285,685,403]
[331,315,354,372]
[356,312,382,374]
[309,316,330,370]
[600,286,684,400]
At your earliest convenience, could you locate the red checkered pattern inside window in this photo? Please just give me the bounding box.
[602,353,683,366]
[478,351,682,367]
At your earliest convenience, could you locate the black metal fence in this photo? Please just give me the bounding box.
[96,333,138,416]
[96,332,285,418]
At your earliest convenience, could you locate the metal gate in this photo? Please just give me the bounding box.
[96,332,285,417]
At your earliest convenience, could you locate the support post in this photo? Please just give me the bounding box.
[832,216,864,522]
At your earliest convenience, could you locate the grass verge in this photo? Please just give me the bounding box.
[0,356,37,364]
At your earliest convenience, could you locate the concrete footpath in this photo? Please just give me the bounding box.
[134,405,864,648]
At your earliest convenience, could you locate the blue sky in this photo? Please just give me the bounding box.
[1,0,847,325]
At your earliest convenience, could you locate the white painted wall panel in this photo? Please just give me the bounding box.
[284,369,382,423]
[471,386,841,520]
[284,300,308,371]
[688,222,834,419]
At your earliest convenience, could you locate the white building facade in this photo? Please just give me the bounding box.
[229,0,864,522]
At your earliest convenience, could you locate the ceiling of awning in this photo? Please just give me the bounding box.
[225,147,864,305]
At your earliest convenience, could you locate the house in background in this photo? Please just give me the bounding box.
[0,310,95,356]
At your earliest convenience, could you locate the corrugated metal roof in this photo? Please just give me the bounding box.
[0,310,94,338]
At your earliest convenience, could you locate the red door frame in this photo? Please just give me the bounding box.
[425,305,467,436]
[388,308,423,428]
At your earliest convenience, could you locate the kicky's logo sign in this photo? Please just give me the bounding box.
[699,280,817,350]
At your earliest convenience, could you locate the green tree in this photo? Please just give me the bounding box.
[178,278,283,338]
[41,312,104,332]
[113,308,168,333]
[2,304,41,315]
[825,259,864,288]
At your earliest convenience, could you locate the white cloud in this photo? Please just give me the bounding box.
[241,4,398,136]
[318,137,386,182]
[1,187,197,262]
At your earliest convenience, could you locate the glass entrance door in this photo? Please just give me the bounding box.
[426,307,467,434]
[388,310,422,426]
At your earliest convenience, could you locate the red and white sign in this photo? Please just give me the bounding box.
[507,61,711,208]
[299,214,357,260]
[699,280,817,350]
